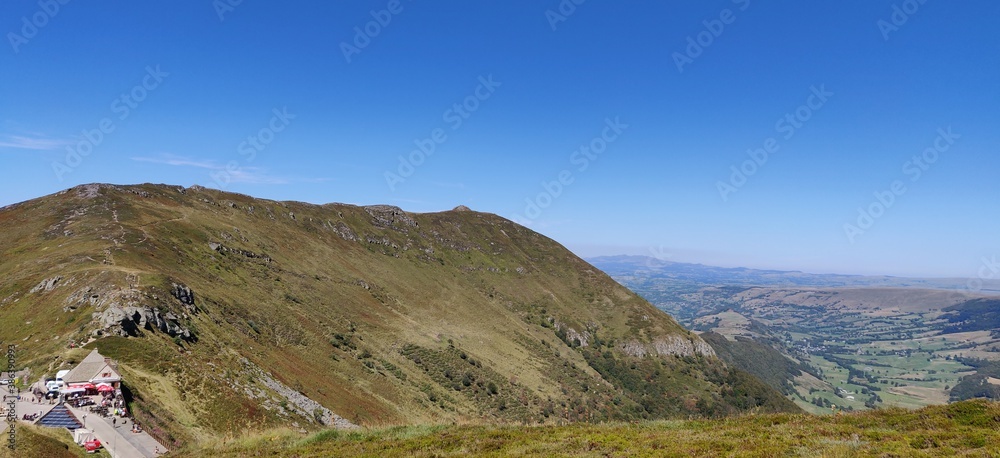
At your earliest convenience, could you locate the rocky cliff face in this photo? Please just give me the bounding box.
[620,336,717,358]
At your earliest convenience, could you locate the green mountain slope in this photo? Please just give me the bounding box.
[0,184,796,449]
[700,331,810,396]
[161,399,1000,457]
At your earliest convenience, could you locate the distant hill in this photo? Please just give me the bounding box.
[0,184,795,450]
[941,299,1000,335]
[588,255,1000,292]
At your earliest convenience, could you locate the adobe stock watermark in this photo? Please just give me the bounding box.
[672,0,750,73]
[213,0,245,22]
[210,107,295,188]
[948,255,1000,304]
[964,256,1000,294]
[843,126,959,244]
[340,0,411,63]
[384,74,501,191]
[545,0,587,31]
[716,84,833,201]
[641,245,674,272]
[6,344,17,451]
[7,0,72,54]
[513,117,628,223]
[52,65,169,182]
[877,0,929,41]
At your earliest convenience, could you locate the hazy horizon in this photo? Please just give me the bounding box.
[2,2,997,278]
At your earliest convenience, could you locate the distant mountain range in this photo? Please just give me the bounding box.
[588,255,1000,293]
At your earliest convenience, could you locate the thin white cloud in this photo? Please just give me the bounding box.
[131,154,218,169]
[131,154,328,185]
[226,167,289,185]
[0,135,72,151]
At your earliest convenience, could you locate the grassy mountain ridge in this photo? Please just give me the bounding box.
[165,399,1000,457]
[0,183,794,449]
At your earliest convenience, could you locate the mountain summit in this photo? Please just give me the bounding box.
[0,183,794,448]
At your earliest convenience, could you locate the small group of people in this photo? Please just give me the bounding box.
[85,392,129,417]
[69,396,95,408]
[28,392,59,405]
[102,393,126,410]
[105,395,146,434]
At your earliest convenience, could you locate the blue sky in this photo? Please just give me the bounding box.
[1,1,998,277]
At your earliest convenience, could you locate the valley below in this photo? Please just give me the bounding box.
[591,256,1000,414]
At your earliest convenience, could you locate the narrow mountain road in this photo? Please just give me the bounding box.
[68,405,167,458]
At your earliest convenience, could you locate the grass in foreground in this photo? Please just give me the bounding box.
[0,422,111,458]
[171,400,1000,457]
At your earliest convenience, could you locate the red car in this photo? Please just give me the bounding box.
[84,439,102,453]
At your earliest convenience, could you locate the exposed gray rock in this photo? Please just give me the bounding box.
[208,242,272,263]
[77,184,102,198]
[100,305,128,327]
[565,327,590,347]
[170,283,198,313]
[94,304,195,341]
[329,221,358,242]
[30,276,63,293]
[365,235,399,249]
[619,335,716,358]
[365,205,417,229]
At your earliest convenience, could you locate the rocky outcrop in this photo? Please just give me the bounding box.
[553,322,591,347]
[328,221,358,242]
[30,276,63,293]
[94,305,195,341]
[73,183,150,199]
[365,205,417,229]
[619,335,716,358]
[565,327,590,347]
[170,283,198,313]
[365,235,399,249]
[76,183,102,198]
[64,286,102,312]
[209,242,272,263]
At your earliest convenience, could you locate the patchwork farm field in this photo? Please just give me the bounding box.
[592,257,1000,413]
